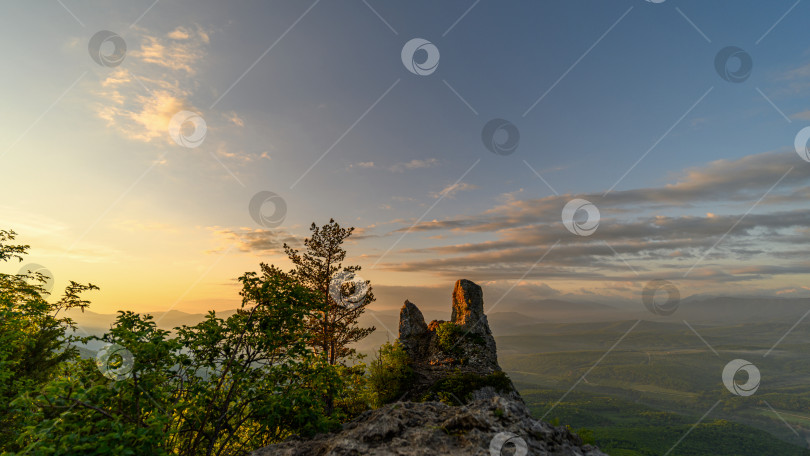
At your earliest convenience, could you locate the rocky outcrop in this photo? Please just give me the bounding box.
[398,279,514,403]
[452,278,486,328]
[252,279,605,456]
[398,300,427,341]
[253,395,606,456]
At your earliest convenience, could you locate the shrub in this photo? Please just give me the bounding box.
[421,370,513,405]
[367,341,412,407]
[436,322,463,353]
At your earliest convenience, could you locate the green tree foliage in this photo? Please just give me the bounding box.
[283,219,375,366]
[0,230,98,450]
[367,341,412,407]
[0,225,422,455]
[2,230,342,455]
[283,219,376,414]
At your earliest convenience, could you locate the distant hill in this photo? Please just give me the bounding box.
[677,296,810,323]
[66,295,810,358]
[65,308,238,336]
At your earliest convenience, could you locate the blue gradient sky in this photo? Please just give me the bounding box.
[1,0,809,315]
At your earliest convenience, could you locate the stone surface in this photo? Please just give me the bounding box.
[398,300,427,341]
[398,279,506,401]
[252,396,607,456]
[252,279,606,456]
[451,278,485,329]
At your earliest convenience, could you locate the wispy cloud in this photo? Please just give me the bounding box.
[208,227,299,254]
[389,158,439,173]
[134,26,208,75]
[431,181,478,199]
[379,151,810,286]
[93,26,212,145]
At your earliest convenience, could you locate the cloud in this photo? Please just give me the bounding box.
[377,150,810,286]
[93,26,212,144]
[431,182,478,199]
[225,111,245,127]
[208,227,299,254]
[349,161,375,169]
[394,151,808,234]
[791,110,810,121]
[389,158,439,172]
[133,27,208,75]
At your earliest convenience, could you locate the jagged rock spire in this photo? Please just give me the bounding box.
[399,299,427,339]
[451,279,488,334]
[397,279,511,402]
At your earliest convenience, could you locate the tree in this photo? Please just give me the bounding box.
[283,219,375,366]
[0,229,98,451]
[11,265,340,455]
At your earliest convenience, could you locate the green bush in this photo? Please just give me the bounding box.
[436,322,463,352]
[368,341,412,407]
[422,370,513,405]
[436,322,486,357]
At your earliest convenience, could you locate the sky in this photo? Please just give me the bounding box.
[1,0,810,319]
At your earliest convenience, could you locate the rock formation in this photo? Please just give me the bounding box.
[252,279,605,456]
[398,279,515,403]
[254,395,606,456]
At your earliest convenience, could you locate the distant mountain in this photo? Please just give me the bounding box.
[502,298,627,323]
[677,296,810,323]
[65,295,810,357]
[531,299,616,311]
[65,308,238,336]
